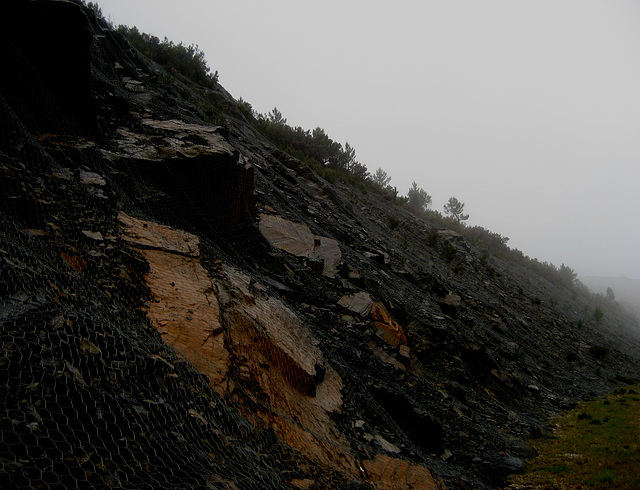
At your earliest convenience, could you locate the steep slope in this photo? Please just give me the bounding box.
[1,2,639,489]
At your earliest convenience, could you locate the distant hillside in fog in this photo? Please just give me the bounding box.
[582,276,640,319]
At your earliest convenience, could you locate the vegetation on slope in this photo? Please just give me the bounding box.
[110,9,622,315]
[509,386,640,489]
[116,25,219,88]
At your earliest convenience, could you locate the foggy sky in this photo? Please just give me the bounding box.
[101,0,640,280]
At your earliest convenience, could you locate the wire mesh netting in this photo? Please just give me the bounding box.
[6,3,640,490]
[1,3,421,488]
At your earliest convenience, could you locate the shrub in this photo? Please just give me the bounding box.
[236,98,254,120]
[594,307,604,323]
[426,229,439,248]
[440,240,457,263]
[407,182,432,212]
[117,26,218,88]
[590,345,608,360]
[387,216,401,230]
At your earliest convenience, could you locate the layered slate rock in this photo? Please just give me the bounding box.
[113,119,235,161]
[107,119,254,237]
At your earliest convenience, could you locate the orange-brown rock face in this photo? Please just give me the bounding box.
[339,292,408,348]
[218,268,360,477]
[369,301,408,348]
[118,213,229,390]
[118,213,445,486]
[120,212,359,477]
[364,454,446,490]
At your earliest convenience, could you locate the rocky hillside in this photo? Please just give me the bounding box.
[2,2,639,489]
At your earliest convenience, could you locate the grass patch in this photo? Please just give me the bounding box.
[509,385,640,489]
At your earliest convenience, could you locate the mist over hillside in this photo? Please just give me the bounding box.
[581,276,640,320]
[1,2,639,489]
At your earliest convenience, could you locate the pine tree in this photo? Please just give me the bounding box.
[443,197,469,222]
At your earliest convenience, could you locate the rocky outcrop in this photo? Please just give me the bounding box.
[107,119,254,237]
[339,292,408,348]
[218,269,360,477]
[119,212,229,388]
[119,213,361,479]
[259,213,342,277]
[2,3,640,489]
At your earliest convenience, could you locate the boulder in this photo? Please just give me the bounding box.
[259,214,342,277]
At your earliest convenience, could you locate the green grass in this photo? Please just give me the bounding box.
[509,385,640,489]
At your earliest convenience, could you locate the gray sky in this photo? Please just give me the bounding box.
[101,0,640,280]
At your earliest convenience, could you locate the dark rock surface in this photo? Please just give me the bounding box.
[1,2,639,489]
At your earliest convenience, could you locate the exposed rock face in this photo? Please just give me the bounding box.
[364,454,446,490]
[120,213,360,477]
[2,3,640,489]
[108,119,254,238]
[119,212,229,389]
[218,269,360,476]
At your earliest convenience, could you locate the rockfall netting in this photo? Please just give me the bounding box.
[5,3,640,490]
[0,8,356,488]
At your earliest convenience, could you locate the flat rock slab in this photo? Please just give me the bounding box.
[312,236,341,278]
[338,291,374,316]
[112,119,235,162]
[259,214,315,257]
[119,212,200,256]
[259,214,342,277]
